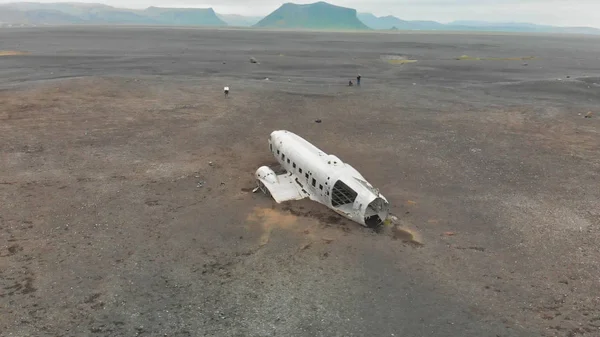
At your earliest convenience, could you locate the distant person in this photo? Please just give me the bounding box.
[356,74,361,86]
[348,80,353,86]
[224,86,229,97]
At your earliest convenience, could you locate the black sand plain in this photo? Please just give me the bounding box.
[1,27,599,337]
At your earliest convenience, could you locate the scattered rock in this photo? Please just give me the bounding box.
[264,77,269,81]
[209,161,214,166]
[7,244,23,255]
[522,63,528,66]
[315,119,322,123]
[443,232,456,236]
[322,238,334,244]
[584,112,592,118]
[249,57,258,64]
[566,75,571,78]
[456,246,485,252]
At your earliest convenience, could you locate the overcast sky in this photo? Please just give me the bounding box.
[1,0,599,27]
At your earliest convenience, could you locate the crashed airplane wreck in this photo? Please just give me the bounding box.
[254,130,390,227]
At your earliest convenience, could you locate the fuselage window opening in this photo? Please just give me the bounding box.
[331,180,358,207]
[287,158,290,164]
[282,153,285,160]
[293,162,296,169]
[270,144,272,151]
[312,178,316,187]
[277,149,280,155]
[319,184,323,190]
[305,173,309,179]
[299,168,303,174]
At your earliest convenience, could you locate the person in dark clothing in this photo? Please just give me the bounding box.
[356,74,361,86]
[224,86,229,97]
[348,80,353,86]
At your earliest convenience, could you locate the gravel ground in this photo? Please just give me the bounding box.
[1,27,599,337]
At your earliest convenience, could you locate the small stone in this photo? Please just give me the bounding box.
[315,119,322,123]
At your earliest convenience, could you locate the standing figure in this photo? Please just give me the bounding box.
[356,74,361,86]
[224,86,229,97]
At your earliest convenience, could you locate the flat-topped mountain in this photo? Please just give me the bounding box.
[0,2,227,26]
[254,2,369,30]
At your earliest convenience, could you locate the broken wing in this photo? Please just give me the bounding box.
[257,173,309,203]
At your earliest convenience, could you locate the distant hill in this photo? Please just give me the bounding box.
[217,14,261,27]
[0,2,227,26]
[142,7,226,26]
[358,13,405,30]
[0,7,85,25]
[359,13,600,35]
[254,1,369,30]
[358,13,443,30]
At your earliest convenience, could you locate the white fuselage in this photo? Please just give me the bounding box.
[265,130,389,227]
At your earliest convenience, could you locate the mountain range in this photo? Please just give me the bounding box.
[358,13,600,34]
[0,1,598,35]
